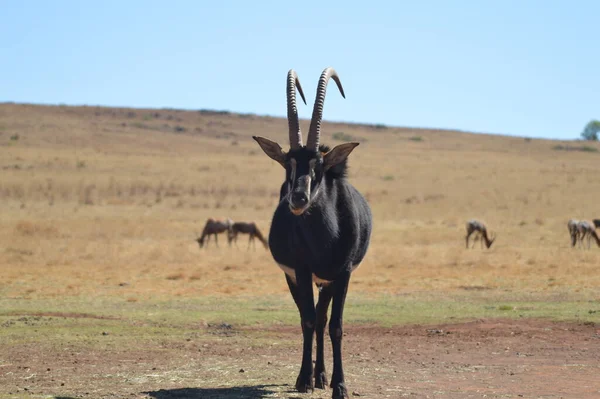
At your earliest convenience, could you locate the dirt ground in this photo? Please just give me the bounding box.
[2,317,599,398]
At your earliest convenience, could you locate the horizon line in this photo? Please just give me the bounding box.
[0,100,584,143]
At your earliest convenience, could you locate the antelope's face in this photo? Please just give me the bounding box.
[284,148,324,215]
[252,137,359,217]
[252,67,354,216]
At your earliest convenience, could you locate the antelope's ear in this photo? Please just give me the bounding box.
[252,136,286,167]
[323,142,359,171]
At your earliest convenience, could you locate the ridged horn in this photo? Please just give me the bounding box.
[306,67,346,151]
[287,69,307,150]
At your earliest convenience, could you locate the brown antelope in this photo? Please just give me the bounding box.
[196,218,233,248]
[465,220,495,249]
[576,220,600,249]
[228,222,268,250]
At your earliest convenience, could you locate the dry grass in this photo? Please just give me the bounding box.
[1,103,600,303]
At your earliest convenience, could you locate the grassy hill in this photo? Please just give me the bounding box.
[1,102,600,301]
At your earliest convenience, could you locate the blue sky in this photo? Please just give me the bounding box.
[1,1,598,139]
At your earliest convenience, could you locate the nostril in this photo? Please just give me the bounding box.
[292,192,308,206]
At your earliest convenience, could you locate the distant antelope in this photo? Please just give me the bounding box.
[465,220,495,249]
[567,219,579,248]
[228,222,268,250]
[576,220,600,249]
[195,218,233,248]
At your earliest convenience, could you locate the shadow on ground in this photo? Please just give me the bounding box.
[145,385,285,399]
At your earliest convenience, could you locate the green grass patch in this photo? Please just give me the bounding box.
[498,305,514,311]
[1,292,598,333]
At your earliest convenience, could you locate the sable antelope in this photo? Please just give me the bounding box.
[465,219,495,249]
[228,222,268,250]
[567,219,579,248]
[195,218,233,248]
[253,68,372,399]
[576,220,600,249]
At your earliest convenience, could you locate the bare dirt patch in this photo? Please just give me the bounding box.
[1,318,599,398]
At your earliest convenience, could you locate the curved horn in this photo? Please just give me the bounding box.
[287,69,307,150]
[306,67,346,151]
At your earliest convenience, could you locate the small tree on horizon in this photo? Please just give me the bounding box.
[581,120,600,141]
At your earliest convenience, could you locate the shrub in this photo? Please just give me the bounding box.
[581,120,600,141]
[552,144,598,153]
[332,131,355,141]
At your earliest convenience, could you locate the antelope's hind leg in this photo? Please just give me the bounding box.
[329,271,351,399]
[314,284,333,389]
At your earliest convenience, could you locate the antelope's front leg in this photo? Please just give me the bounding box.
[290,270,316,393]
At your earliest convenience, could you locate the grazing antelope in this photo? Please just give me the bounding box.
[253,68,372,399]
[465,219,495,249]
[567,219,580,247]
[576,220,600,249]
[228,222,268,250]
[195,218,233,248]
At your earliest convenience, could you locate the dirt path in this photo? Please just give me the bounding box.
[1,318,599,398]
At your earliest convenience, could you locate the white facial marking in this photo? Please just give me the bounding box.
[287,158,313,215]
[304,175,312,200]
[290,158,297,184]
[309,159,316,176]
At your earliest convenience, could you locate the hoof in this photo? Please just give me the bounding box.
[331,382,349,399]
[295,372,314,393]
[314,370,328,389]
